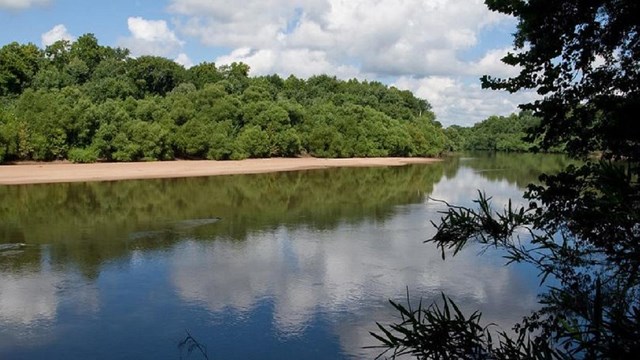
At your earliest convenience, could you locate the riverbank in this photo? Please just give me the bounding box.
[0,157,440,185]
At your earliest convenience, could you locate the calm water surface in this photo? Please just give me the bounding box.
[0,153,571,359]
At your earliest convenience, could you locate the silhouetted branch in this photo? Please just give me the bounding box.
[178,330,209,360]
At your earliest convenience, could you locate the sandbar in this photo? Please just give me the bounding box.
[0,157,440,185]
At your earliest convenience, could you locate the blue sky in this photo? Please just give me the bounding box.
[0,0,536,126]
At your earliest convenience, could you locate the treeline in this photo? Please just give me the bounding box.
[0,34,447,163]
[444,111,544,152]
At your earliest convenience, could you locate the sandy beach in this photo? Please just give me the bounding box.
[0,157,440,185]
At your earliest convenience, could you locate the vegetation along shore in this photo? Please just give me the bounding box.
[0,35,544,166]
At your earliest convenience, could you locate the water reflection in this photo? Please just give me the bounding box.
[170,209,539,357]
[0,246,100,352]
[0,153,571,359]
[0,165,442,274]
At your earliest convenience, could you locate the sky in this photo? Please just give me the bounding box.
[0,0,537,126]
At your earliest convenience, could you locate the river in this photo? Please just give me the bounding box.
[0,153,571,359]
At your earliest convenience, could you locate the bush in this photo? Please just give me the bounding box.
[234,125,270,158]
[68,147,98,163]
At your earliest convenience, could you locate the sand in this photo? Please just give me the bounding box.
[0,157,440,185]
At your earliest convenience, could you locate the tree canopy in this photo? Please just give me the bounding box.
[482,0,640,161]
[0,35,447,163]
[445,111,541,152]
[372,0,640,358]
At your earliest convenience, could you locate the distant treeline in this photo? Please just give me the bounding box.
[443,111,563,153]
[0,34,450,163]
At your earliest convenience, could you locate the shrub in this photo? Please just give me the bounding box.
[68,147,98,163]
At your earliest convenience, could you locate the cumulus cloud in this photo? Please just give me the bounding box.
[169,0,308,47]
[41,24,74,47]
[394,75,538,127]
[174,53,194,68]
[170,0,510,75]
[215,47,361,79]
[0,0,49,10]
[469,47,522,78]
[118,16,184,58]
[167,0,525,125]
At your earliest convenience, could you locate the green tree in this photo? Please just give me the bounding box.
[31,66,73,90]
[0,108,10,162]
[454,112,539,153]
[0,34,446,163]
[272,127,302,157]
[91,57,129,81]
[218,62,250,94]
[186,62,223,89]
[282,74,306,103]
[384,124,414,156]
[443,125,465,152]
[69,34,104,73]
[64,57,90,84]
[0,42,42,96]
[90,100,132,160]
[206,120,234,160]
[12,89,72,160]
[84,76,137,102]
[127,120,173,160]
[175,118,213,158]
[372,0,640,358]
[44,40,72,70]
[233,125,270,159]
[127,56,186,96]
[242,85,272,103]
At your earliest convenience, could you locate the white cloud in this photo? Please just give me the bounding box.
[215,47,361,79]
[168,0,524,125]
[0,0,49,10]
[174,53,193,68]
[118,17,184,58]
[469,47,522,78]
[127,16,181,43]
[41,24,74,47]
[170,0,510,75]
[394,75,538,127]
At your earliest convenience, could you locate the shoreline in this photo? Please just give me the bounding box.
[0,157,440,185]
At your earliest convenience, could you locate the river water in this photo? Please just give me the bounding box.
[0,153,571,359]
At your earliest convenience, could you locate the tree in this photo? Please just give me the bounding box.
[0,34,446,163]
[218,62,250,94]
[206,120,234,160]
[482,0,640,160]
[69,34,104,74]
[0,107,10,162]
[186,62,223,89]
[233,125,270,159]
[44,40,72,70]
[457,112,539,152]
[175,118,214,158]
[127,56,186,96]
[64,57,90,84]
[372,0,640,358]
[0,42,42,96]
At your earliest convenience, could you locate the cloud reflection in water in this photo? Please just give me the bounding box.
[171,165,541,356]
